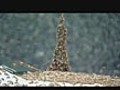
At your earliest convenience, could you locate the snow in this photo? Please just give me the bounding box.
[0,66,103,87]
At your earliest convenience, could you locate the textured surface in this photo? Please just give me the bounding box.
[20,71,120,86]
[0,67,103,87]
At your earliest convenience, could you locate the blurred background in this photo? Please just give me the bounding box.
[0,13,120,76]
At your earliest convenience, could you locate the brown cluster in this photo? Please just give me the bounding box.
[47,14,71,71]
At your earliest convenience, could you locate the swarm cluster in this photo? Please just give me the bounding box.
[47,14,71,71]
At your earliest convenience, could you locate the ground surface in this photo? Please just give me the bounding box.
[1,65,120,87]
[20,71,120,86]
[0,66,120,86]
[0,69,103,86]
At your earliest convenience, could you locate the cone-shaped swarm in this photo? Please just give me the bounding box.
[47,14,71,71]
